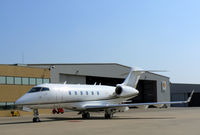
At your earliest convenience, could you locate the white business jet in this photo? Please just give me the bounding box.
[15,68,194,122]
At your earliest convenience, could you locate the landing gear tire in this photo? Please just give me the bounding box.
[105,113,113,119]
[82,112,90,119]
[33,117,40,122]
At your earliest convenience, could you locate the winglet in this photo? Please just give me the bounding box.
[187,90,194,103]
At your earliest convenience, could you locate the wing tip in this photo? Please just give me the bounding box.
[187,90,194,102]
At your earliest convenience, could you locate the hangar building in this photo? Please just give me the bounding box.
[0,64,50,103]
[171,83,200,107]
[0,64,50,116]
[28,63,171,104]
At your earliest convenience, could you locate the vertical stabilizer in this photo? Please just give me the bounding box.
[122,68,144,88]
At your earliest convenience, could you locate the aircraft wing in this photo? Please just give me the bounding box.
[85,90,194,109]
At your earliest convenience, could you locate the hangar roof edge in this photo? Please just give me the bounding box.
[27,63,130,68]
[27,63,169,79]
[146,71,169,79]
[171,83,200,86]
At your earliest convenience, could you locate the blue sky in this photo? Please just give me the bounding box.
[0,0,200,83]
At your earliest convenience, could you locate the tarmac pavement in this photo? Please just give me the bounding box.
[0,107,200,135]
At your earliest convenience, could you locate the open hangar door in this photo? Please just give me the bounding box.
[131,80,157,103]
[86,76,124,86]
[86,76,157,103]
[188,92,200,107]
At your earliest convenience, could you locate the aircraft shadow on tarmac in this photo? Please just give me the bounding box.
[0,116,175,125]
[46,116,176,121]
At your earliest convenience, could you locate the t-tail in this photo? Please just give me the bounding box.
[122,68,167,88]
[122,67,145,88]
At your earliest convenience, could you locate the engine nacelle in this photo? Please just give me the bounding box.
[115,84,139,98]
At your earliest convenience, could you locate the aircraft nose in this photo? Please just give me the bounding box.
[15,97,24,105]
[15,94,29,105]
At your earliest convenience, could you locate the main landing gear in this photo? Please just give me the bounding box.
[82,112,90,119]
[33,109,40,122]
[104,110,114,119]
[80,110,114,119]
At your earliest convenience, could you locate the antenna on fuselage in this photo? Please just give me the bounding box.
[64,81,67,84]
[94,82,97,85]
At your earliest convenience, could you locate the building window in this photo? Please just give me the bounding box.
[30,78,36,85]
[0,76,49,86]
[14,77,21,85]
[36,78,43,85]
[22,78,29,85]
[43,78,50,83]
[0,76,6,84]
[6,77,14,84]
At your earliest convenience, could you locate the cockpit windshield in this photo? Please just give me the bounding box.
[28,87,50,93]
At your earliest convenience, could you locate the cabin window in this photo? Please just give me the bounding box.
[69,91,72,95]
[91,91,94,95]
[75,91,78,95]
[97,91,100,95]
[86,91,89,95]
[80,91,83,95]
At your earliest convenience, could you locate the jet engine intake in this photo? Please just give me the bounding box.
[115,84,138,98]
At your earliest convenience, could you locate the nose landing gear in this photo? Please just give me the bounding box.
[33,109,40,122]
